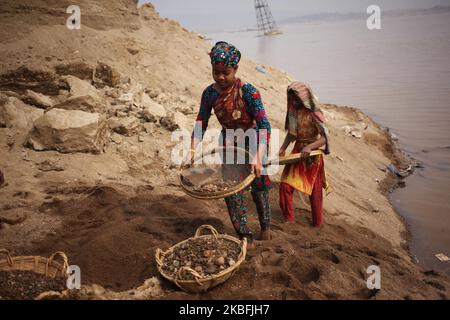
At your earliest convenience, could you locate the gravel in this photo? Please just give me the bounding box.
[192,179,238,193]
[0,270,67,300]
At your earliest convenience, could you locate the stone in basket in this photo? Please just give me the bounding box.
[155,225,247,293]
[0,249,69,300]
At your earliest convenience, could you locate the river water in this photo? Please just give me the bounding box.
[209,11,450,274]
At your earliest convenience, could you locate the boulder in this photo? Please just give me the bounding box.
[27,108,108,154]
[107,104,130,117]
[160,111,191,132]
[141,93,166,122]
[24,90,53,109]
[0,96,44,129]
[53,76,105,113]
[94,62,121,88]
[108,116,141,136]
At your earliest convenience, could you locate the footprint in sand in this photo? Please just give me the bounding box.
[330,252,340,264]
[303,267,321,284]
[260,250,283,266]
[12,191,34,199]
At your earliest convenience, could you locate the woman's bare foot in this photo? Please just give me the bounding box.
[246,241,256,251]
[257,229,272,240]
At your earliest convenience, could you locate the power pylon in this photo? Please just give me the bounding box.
[254,0,282,36]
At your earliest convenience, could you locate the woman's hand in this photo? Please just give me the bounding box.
[301,146,312,160]
[251,162,263,178]
[182,149,195,168]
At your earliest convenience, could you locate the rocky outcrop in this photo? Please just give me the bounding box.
[108,116,141,136]
[52,76,105,113]
[0,66,65,96]
[94,62,121,88]
[24,89,53,109]
[55,62,122,89]
[160,111,191,131]
[0,96,44,129]
[26,108,108,154]
[140,92,166,122]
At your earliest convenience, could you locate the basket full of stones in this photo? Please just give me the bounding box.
[0,249,69,300]
[155,225,247,293]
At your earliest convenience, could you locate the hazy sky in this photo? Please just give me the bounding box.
[138,0,450,32]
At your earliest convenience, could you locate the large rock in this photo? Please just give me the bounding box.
[108,116,141,136]
[52,76,105,113]
[55,62,121,88]
[94,62,121,88]
[141,93,166,122]
[0,96,44,129]
[24,89,53,109]
[160,111,191,132]
[27,108,108,154]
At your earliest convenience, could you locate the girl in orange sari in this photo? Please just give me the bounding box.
[278,82,330,227]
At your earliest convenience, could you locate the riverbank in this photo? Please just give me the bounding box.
[0,0,449,299]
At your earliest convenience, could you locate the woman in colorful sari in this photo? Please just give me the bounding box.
[188,41,272,250]
[278,82,330,227]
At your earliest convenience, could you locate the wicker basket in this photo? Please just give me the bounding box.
[0,249,69,300]
[179,146,256,200]
[155,225,247,293]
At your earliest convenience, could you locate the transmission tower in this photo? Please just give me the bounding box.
[254,0,282,36]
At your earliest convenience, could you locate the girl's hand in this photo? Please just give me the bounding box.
[301,146,312,160]
[278,148,286,157]
[251,163,263,178]
[182,149,195,168]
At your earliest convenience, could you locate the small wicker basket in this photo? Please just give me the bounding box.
[155,225,247,293]
[0,249,69,300]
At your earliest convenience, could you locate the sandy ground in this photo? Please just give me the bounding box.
[0,0,449,299]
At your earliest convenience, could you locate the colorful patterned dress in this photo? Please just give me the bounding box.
[279,81,330,226]
[281,108,326,195]
[193,78,271,241]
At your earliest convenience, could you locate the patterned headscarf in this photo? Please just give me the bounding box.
[285,82,330,154]
[287,82,320,112]
[209,41,241,67]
